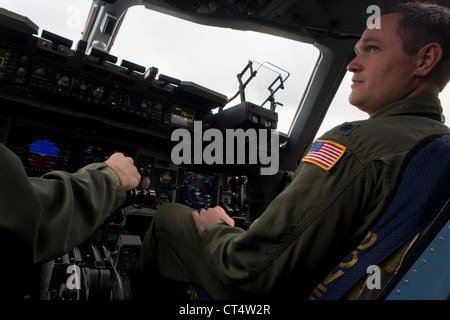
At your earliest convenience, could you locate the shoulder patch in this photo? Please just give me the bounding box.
[334,122,359,136]
[302,140,347,171]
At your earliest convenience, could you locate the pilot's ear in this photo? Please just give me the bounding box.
[414,42,443,77]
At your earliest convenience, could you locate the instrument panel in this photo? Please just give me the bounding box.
[0,7,279,228]
[0,8,233,217]
[178,169,218,210]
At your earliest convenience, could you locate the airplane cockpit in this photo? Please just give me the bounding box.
[0,0,449,305]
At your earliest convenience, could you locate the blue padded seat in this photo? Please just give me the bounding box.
[314,135,450,300]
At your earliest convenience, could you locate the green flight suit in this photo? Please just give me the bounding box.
[140,96,449,299]
[0,142,126,298]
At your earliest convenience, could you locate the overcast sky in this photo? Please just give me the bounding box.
[1,0,449,137]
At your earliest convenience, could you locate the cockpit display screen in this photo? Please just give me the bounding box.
[170,105,195,129]
[80,141,135,168]
[6,124,72,177]
[6,124,136,177]
[0,48,10,78]
[177,169,217,210]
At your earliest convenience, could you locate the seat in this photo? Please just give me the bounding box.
[309,134,450,300]
[378,198,450,300]
[184,135,450,300]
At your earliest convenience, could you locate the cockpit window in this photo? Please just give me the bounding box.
[110,6,320,135]
[1,0,319,135]
[315,72,368,138]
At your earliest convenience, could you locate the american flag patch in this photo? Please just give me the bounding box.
[302,140,346,171]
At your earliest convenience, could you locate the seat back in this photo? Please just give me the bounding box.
[378,198,450,300]
[309,135,450,300]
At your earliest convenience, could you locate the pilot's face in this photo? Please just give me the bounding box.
[347,13,419,115]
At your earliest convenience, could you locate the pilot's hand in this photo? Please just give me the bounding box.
[105,152,141,191]
[192,206,235,233]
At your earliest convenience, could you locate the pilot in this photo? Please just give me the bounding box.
[0,148,140,298]
[140,2,450,299]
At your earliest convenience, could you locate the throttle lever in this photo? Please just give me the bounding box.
[122,188,156,208]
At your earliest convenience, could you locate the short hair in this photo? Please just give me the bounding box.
[384,2,450,91]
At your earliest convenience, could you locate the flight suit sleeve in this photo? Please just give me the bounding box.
[198,146,388,297]
[0,144,126,264]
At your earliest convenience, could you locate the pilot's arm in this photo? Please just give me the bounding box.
[0,143,139,265]
[197,143,374,297]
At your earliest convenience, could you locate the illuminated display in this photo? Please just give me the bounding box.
[81,142,136,168]
[27,139,59,169]
[178,169,217,210]
[6,125,72,177]
[170,105,195,129]
[82,144,110,165]
[0,48,10,77]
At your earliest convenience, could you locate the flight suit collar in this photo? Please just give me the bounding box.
[370,96,445,123]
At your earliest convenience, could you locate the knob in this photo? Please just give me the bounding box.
[58,75,71,88]
[16,67,27,79]
[79,82,88,91]
[140,101,148,109]
[19,56,30,67]
[93,87,104,98]
[34,67,47,78]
